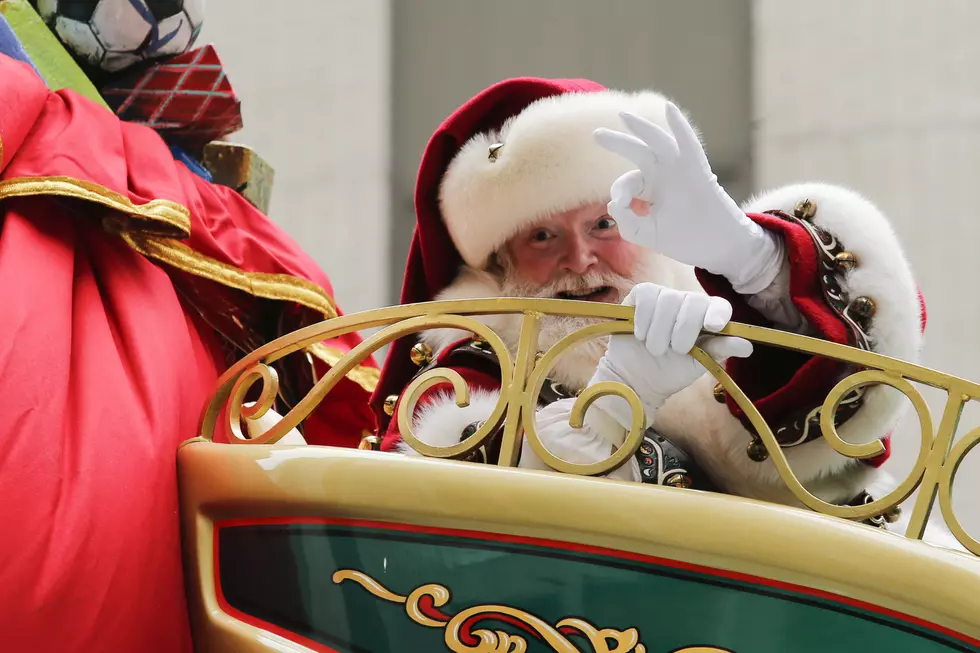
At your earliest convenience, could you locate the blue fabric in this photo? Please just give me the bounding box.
[169,144,213,182]
[0,15,42,78]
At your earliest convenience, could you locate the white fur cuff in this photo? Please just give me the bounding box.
[395,389,501,455]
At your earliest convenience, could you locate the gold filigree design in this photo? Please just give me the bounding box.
[332,569,663,653]
[199,298,980,554]
[0,175,190,237]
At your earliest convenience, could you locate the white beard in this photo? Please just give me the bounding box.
[497,270,626,391]
[419,250,701,392]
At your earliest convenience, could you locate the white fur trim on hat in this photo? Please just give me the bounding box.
[439,89,672,268]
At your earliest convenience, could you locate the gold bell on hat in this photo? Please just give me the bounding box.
[488,143,504,161]
[410,342,434,366]
[794,198,817,220]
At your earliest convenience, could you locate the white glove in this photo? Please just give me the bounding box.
[594,103,784,295]
[589,283,753,430]
[520,399,640,482]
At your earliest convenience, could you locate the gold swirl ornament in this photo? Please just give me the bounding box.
[524,319,646,476]
[227,362,280,444]
[332,569,662,653]
[396,315,515,461]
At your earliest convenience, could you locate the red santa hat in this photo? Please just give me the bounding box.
[370,77,671,427]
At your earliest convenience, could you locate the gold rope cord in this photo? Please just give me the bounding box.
[197,297,980,555]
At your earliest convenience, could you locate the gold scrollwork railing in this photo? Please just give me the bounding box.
[196,298,980,556]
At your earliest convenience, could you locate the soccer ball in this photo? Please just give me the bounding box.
[32,0,205,73]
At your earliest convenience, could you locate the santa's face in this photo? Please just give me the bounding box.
[500,201,647,304]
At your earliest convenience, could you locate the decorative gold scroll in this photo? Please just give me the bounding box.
[197,298,980,555]
[333,568,727,653]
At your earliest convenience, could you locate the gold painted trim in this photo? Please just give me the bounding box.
[308,342,379,392]
[0,176,190,237]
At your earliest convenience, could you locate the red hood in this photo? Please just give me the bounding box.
[371,76,607,426]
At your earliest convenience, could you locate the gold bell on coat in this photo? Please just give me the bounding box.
[410,342,434,366]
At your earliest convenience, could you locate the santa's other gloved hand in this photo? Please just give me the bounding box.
[588,283,753,430]
[594,103,784,295]
[519,400,641,482]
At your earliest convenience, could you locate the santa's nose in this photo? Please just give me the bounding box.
[561,236,599,274]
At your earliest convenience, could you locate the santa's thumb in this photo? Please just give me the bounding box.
[697,335,753,361]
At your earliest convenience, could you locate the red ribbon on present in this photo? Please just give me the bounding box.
[101,44,243,151]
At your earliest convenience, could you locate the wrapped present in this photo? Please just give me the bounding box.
[101,44,242,151]
[202,140,275,214]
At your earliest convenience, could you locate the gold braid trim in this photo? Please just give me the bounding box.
[0,174,377,391]
[0,176,190,237]
[121,232,339,318]
[122,233,378,392]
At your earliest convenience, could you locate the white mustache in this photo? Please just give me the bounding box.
[504,271,634,299]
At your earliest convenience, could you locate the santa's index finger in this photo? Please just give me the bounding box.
[618,111,680,163]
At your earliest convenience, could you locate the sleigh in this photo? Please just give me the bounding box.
[178,298,980,653]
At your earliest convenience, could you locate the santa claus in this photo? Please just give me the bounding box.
[371,77,947,543]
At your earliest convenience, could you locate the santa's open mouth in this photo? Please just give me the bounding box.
[554,286,615,302]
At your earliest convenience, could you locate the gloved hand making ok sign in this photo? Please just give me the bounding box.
[594,102,784,295]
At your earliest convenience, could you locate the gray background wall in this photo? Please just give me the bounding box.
[202,1,980,533]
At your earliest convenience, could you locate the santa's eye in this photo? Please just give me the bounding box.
[530,229,554,242]
[595,216,617,231]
